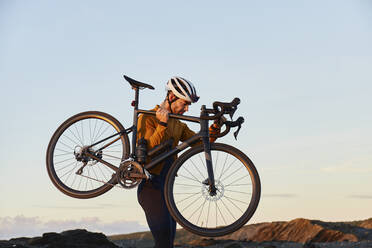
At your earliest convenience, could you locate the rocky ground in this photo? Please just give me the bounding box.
[1,218,372,248]
[111,218,372,248]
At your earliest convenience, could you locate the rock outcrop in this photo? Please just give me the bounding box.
[1,229,118,248]
[220,218,359,243]
[360,218,372,229]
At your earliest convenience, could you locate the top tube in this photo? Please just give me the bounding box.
[137,109,201,123]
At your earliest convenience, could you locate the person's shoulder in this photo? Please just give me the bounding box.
[138,105,158,122]
[173,119,188,129]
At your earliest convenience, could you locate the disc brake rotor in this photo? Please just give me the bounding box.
[201,180,225,201]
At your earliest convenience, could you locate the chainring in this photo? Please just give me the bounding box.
[117,161,145,189]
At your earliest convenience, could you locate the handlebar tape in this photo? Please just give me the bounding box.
[213,97,240,111]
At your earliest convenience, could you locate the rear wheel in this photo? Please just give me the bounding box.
[46,111,130,199]
[164,143,260,237]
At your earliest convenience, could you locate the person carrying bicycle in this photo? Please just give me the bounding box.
[136,77,221,248]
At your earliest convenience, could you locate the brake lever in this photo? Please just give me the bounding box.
[233,117,244,140]
[228,106,237,120]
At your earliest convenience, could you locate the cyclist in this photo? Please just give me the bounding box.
[136,77,220,248]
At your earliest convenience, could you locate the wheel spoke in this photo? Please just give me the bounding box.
[188,158,206,180]
[220,197,236,219]
[223,195,247,212]
[54,151,72,157]
[187,198,207,221]
[60,165,77,180]
[175,183,201,187]
[216,201,227,225]
[213,151,219,176]
[198,154,207,170]
[55,157,75,165]
[93,123,110,144]
[55,148,72,153]
[206,200,211,227]
[73,123,84,145]
[176,191,200,204]
[225,189,251,195]
[220,158,238,181]
[181,194,203,213]
[225,175,250,187]
[58,140,75,151]
[218,153,229,181]
[196,198,207,226]
[178,174,201,184]
[55,160,76,172]
[221,165,243,182]
[92,120,105,143]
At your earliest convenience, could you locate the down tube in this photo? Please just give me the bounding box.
[144,134,202,171]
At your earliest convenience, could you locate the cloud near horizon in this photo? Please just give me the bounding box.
[348,195,372,199]
[263,194,298,198]
[0,215,148,240]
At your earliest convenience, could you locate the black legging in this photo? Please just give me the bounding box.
[137,158,176,248]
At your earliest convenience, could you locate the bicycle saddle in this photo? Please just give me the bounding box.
[123,75,155,90]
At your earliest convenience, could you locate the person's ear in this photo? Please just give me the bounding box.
[168,92,177,102]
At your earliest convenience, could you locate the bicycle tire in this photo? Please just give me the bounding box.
[164,143,260,237]
[46,111,130,199]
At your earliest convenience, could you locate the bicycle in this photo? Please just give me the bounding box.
[46,75,261,237]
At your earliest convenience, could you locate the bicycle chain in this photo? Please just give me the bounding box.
[76,160,147,190]
[77,173,128,189]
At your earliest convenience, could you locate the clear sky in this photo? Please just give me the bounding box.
[1,0,372,240]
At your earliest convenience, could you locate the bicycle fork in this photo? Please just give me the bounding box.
[200,105,217,196]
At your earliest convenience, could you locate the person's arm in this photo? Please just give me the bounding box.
[209,123,221,143]
[180,122,221,145]
[137,114,167,149]
[180,123,196,143]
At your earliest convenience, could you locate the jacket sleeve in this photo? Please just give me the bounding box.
[180,122,203,147]
[180,122,196,142]
[137,114,167,149]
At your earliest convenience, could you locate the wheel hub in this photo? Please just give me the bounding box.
[74,146,102,165]
[201,180,224,201]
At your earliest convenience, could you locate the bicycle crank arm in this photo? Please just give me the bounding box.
[127,173,148,179]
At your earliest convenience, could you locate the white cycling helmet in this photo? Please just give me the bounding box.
[166,77,199,103]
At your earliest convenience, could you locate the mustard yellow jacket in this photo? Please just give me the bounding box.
[137,105,197,175]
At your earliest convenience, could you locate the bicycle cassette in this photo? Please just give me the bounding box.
[117,161,145,189]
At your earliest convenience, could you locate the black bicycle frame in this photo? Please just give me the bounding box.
[88,86,216,188]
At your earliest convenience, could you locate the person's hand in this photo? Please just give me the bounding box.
[209,123,221,143]
[156,102,169,124]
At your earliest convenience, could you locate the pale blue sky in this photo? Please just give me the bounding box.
[1,0,372,239]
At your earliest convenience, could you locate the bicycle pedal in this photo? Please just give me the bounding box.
[143,168,153,180]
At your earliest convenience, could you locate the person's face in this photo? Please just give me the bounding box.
[171,98,191,115]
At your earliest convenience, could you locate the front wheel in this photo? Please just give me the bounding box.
[46,111,130,199]
[164,143,260,237]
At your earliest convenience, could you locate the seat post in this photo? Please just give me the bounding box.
[131,87,140,157]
